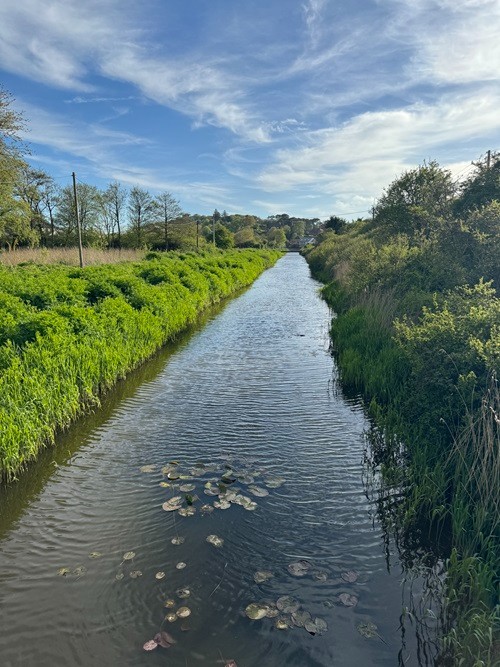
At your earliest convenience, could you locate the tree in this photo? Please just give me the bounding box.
[374,161,455,241]
[104,181,127,248]
[0,87,32,249]
[214,223,234,249]
[454,152,500,217]
[266,227,286,248]
[56,183,102,246]
[128,187,156,247]
[155,192,182,250]
[16,166,55,244]
[325,215,347,233]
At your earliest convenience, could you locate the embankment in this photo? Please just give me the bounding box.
[0,249,282,481]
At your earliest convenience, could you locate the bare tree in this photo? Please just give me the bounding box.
[155,191,182,250]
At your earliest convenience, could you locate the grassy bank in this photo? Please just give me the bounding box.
[305,158,499,665]
[0,249,282,482]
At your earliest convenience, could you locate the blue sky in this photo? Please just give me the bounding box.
[1,0,499,219]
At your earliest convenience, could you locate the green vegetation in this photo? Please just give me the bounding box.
[305,155,500,665]
[0,248,281,481]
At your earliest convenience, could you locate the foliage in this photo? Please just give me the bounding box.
[0,249,282,481]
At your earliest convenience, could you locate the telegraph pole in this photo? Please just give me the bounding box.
[72,172,84,268]
[487,149,491,170]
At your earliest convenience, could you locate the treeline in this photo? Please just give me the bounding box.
[305,154,500,664]
[0,88,321,251]
[0,248,282,481]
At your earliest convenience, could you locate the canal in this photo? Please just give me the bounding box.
[0,254,435,666]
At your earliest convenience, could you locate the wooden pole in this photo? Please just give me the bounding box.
[72,172,84,268]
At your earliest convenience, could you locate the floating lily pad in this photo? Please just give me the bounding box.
[245,603,269,620]
[122,551,135,561]
[263,476,285,489]
[162,497,182,512]
[341,570,359,583]
[176,562,187,570]
[129,570,142,579]
[247,486,269,497]
[277,596,301,613]
[238,474,255,485]
[58,567,70,576]
[265,607,279,618]
[288,560,311,577]
[178,507,196,517]
[165,612,178,622]
[176,587,191,599]
[204,488,219,496]
[154,630,176,648]
[143,639,158,651]
[179,484,195,492]
[167,472,180,480]
[338,593,358,607]
[275,617,290,630]
[312,570,328,582]
[177,606,191,618]
[201,504,214,513]
[115,572,124,581]
[291,610,312,628]
[155,571,166,580]
[305,617,328,636]
[171,536,185,545]
[254,570,273,584]
[73,566,87,577]
[243,500,257,511]
[206,534,224,547]
[164,599,176,607]
[214,500,231,510]
[140,465,156,473]
[88,551,102,559]
[159,482,170,488]
[357,621,378,639]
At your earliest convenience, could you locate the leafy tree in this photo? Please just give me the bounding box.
[267,227,286,248]
[234,226,258,247]
[454,152,500,217]
[374,161,455,241]
[104,181,127,248]
[325,215,347,233]
[214,223,234,249]
[16,166,55,244]
[55,183,102,246]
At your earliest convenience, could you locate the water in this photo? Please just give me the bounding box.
[0,254,435,666]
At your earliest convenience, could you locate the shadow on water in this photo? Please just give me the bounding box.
[0,296,237,541]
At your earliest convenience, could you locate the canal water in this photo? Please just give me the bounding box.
[0,254,435,666]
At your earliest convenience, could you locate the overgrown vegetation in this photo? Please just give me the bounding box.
[305,154,500,665]
[0,248,281,481]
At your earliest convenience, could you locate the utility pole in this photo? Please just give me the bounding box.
[72,172,84,268]
[487,149,491,170]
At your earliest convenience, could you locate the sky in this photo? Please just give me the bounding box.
[1,0,499,220]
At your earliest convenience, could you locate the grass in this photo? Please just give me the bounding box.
[0,247,146,266]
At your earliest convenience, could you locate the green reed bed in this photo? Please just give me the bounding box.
[0,249,282,481]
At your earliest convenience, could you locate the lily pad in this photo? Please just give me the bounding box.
[214,500,231,510]
[247,485,269,497]
[73,566,87,577]
[164,599,176,607]
[254,570,274,584]
[357,621,378,639]
[143,639,158,651]
[245,603,269,620]
[288,560,311,577]
[201,504,214,513]
[58,567,70,576]
[159,481,171,488]
[338,593,358,607]
[167,471,180,480]
[341,570,359,583]
[162,497,183,512]
[275,617,290,630]
[265,607,279,618]
[291,610,312,628]
[178,507,196,517]
[176,587,191,599]
[263,476,285,489]
[206,534,224,547]
[277,596,301,613]
[122,551,135,561]
[179,484,195,492]
[115,572,124,581]
[155,571,166,580]
[243,500,257,511]
[177,606,191,618]
[129,570,143,579]
[154,630,176,648]
[305,617,328,636]
[140,465,156,473]
[165,612,178,622]
[88,551,102,559]
[312,570,328,582]
[171,536,185,545]
[176,562,187,570]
